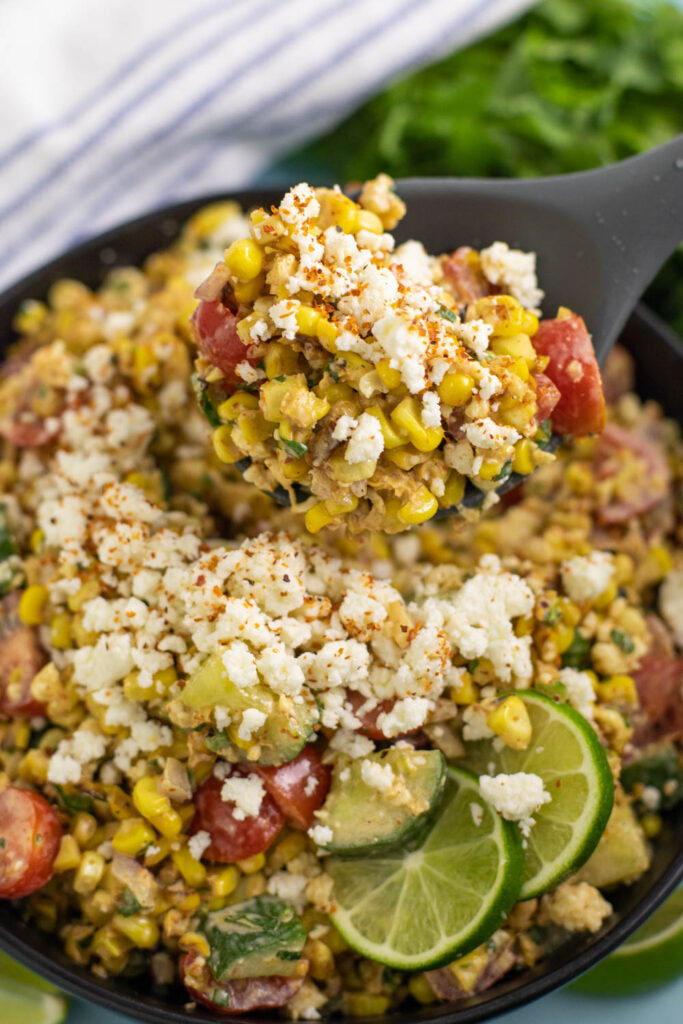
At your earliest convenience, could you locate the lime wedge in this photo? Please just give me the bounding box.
[572,886,683,995]
[0,954,67,1024]
[327,766,524,970]
[463,691,614,899]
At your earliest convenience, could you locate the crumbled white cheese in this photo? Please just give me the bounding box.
[360,758,395,792]
[344,412,384,465]
[559,667,595,721]
[465,417,520,451]
[332,415,357,443]
[479,771,551,836]
[308,824,334,847]
[237,707,267,742]
[376,696,431,737]
[641,786,662,811]
[420,554,534,683]
[47,728,108,785]
[470,802,484,827]
[561,551,614,603]
[188,830,212,861]
[480,241,544,311]
[222,640,259,688]
[462,705,494,741]
[220,773,265,821]
[421,391,442,429]
[266,870,309,911]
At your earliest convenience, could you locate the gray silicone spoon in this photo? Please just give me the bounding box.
[243,136,683,510]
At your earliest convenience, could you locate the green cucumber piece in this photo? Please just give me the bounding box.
[183,651,319,766]
[318,748,446,856]
[201,895,306,981]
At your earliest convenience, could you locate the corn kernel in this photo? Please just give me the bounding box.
[265,341,299,379]
[208,865,239,899]
[409,974,437,1005]
[133,777,168,820]
[450,672,477,705]
[113,914,160,949]
[641,813,662,838]
[315,317,339,352]
[305,503,334,534]
[440,471,466,508]
[295,304,321,336]
[487,696,532,750]
[217,392,259,420]
[233,273,265,305]
[237,852,265,874]
[566,462,593,495]
[224,238,263,282]
[237,411,273,443]
[512,439,534,476]
[178,931,210,957]
[172,846,207,888]
[613,553,634,586]
[490,333,537,366]
[376,359,402,390]
[552,623,576,654]
[326,193,359,233]
[74,851,105,895]
[281,457,308,481]
[212,425,242,464]
[306,939,335,980]
[112,818,156,857]
[364,406,405,449]
[592,580,618,610]
[355,209,384,234]
[478,456,508,481]
[53,834,81,873]
[144,837,171,867]
[324,496,358,517]
[390,397,444,452]
[30,529,44,553]
[651,545,673,578]
[438,372,474,407]
[73,812,98,847]
[398,485,439,525]
[187,201,241,239]
[596,675,638,708]
[345,993,390,1017]
[18,584,49,625]
[328,451,376,482]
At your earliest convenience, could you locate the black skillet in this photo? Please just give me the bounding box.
[0,193,681,1024]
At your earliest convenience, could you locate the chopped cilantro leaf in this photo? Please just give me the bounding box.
[436,306,457,323]
[561,630,592,670]
[610,629,635,654]
[54,785,94,815]
[118,886,143,917]
[543,603,562,626]
[281,438,308,459]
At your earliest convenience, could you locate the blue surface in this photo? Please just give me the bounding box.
[66,979,683,1024]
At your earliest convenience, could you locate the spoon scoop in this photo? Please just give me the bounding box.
[224,137,683,515]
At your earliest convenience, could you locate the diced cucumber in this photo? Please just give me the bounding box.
[317,748,446,856]
[621,743,683,810]
[201,895,307,981]
[182,651,319,766]
[575,802,651,889]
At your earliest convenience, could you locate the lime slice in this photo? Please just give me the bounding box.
[572,886,683,995]
[0,953,67,1024]
[327,766,524,970]
[463,691,614,899]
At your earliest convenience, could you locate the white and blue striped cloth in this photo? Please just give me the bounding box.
[0,0,532,292]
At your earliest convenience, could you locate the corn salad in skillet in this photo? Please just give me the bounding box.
[192,177,605,534]
[0,200,679,1019]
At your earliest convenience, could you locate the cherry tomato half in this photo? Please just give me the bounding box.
[532,313,605,436]
[257,745,331,830]
[180,952,305,1014]
[0,787,62,899]
[191,300,257,385]
[190,771,284,863]
[0,594,47,719]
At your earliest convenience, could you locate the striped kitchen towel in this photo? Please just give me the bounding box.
[0,0,533,292]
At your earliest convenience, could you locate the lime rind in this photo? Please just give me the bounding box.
[619,886,683,954]
[463,691,614,899]
[328,767,524,970]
